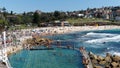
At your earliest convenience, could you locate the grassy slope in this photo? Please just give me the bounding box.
[67,18,111,26]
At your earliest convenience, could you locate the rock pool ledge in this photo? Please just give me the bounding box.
[52,45,94,68]
[80,47,93,68]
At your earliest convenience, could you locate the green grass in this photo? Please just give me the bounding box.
[8,24,29,31]
[67,18,111,26]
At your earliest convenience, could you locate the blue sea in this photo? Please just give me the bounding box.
[9,29,120,68]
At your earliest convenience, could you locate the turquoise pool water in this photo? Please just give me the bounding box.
[9,48,83,68]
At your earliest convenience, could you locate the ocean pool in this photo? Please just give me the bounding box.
[9,29,120,68]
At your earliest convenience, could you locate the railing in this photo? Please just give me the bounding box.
[0,48,12,68]
[2,31,12,68]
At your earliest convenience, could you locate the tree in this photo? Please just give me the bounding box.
[16,16,22,24]
[2,7,6,12]
[0,19,8,31]
[9,15,22,25]
[2,7,7,17]
[32,11,40,26]
[22,15,32,25]
[10,11,13,15]
[23,12,26,16]
[59,12,67,20]
[54,11,60,20]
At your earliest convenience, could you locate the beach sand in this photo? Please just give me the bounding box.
[29,25,120,36]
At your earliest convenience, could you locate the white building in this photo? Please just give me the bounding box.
[77,14,84,17]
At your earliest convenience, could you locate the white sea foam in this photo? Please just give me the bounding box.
[107,48,110,50]
[85,35,120,43]
[84,32,117,37]
[89,45,104,48]
[106,51,120,56]
[107,47,114,50]
[113,52,120,56]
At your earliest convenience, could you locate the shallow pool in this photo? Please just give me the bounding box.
[9,48,83,68]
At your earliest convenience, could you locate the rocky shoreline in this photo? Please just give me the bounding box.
[22,37,53,49]
[89,52,120,68]
[5,36,52,56]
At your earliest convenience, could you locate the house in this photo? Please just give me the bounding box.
[115,10,120,21]
[61,21,70,26]
[111,9,120,21]
[53,21,70,26]
[77,14,84,17]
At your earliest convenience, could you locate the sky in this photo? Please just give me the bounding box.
[0,0,120,13]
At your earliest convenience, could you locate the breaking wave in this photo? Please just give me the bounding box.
[106,50,120,56]
[85,34,120,43]
[113,52,120,56]
[84,32,117,37]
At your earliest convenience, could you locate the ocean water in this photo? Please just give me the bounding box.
[9,29,120,68]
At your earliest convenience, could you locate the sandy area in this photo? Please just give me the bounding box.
[28,25,120,36]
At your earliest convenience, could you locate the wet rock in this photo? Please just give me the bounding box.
[105,65,111,68]
[110,62,119,67]
[90,54,98,60]
[92,59,98,64]
[118,64,120,67]
[99,61,106,65]
[93,65,103,68]
[24,37,53,47]
[105,56,112,63]
[89,52,93,57]
[112,55,120,62]
[106,53,112,57]
[97,55,104,61]
[89,52,120,68]
[89,52,94,55]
